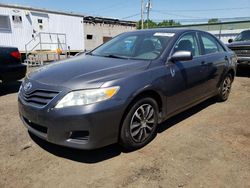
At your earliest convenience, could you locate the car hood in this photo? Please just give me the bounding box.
[28,55,150,90]
[227,41,250,48]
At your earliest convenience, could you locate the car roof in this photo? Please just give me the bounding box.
[128,28,203,35]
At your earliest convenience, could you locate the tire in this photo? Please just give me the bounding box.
[119,97,159,150]
[217,74,233,102]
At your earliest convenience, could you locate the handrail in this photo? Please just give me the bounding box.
[38,32,66,36]
[25,32,40,47]
[30,43,40,52]
[25,32,68,66]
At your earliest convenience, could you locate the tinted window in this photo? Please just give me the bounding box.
[234,30,250,41]
[201,33,224,55]
[174,33,200,57]
[92,32,174,60]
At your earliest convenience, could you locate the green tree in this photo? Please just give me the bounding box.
[137,19,158,29]
[157,20,181,27]
[137,19,181,29]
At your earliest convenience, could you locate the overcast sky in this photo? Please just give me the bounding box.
[1,0,250,23]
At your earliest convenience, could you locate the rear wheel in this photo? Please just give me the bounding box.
[217,74,233,102]
[119,97,158,150]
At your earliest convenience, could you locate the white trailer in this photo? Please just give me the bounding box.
[0,4,85,55]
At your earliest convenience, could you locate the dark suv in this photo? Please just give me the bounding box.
[228,30,250,66]
[18,29,237,150]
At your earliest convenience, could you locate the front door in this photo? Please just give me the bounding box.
[30,12,51,50]
[31,12,49,34]
[165,32,206,115]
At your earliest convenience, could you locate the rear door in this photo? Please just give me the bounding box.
[198,32,228,94]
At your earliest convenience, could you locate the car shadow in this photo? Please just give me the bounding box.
[0,81,22,96]
[29,132,123,164]
[29,97,217,163]
[157,97,216,133]
[237,65,250,78]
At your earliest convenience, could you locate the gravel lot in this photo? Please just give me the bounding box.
[0,67,250,188]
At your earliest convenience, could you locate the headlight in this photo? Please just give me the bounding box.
[55,86,120,109]
[18,82,23,94]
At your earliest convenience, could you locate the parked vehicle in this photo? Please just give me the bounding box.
[228,30,250,66]
[18,29,237,150]
[0,46,27,83]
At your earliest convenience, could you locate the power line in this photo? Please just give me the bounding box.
[151,10,206,19]
[122,13,141,19]
[89,1,132,14]
[154,7,250,12]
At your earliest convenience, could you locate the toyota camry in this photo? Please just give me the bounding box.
[18,29,237,150]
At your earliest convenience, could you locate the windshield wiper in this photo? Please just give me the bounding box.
[103,54,129,59]
[85,51,93,55]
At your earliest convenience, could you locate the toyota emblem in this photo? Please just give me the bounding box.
[23,82,32,93]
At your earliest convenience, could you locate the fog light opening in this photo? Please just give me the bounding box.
[69,131,89,141]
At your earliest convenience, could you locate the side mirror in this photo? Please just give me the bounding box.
[170,51,193,62]
[228,39,233,43]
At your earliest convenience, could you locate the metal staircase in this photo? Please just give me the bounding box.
[24,32,68,67]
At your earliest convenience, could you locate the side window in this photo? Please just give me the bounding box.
[174,33,200,57]
[201,33,225,55]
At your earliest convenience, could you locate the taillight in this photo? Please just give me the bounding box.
[10,51,21,60]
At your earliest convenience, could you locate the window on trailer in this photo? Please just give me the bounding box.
[87,35,93,40]
[103,36,112,43]
[12,15,22,23]
[0,15,11,31]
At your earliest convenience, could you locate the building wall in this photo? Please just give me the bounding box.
[0,6,84,52]
[84,22,136,51]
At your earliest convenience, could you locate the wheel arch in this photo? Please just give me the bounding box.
[118,89,164,139]
[227,69,235,81]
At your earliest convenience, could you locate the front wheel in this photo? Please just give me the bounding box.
[217,74,233,102]
[119,98,159,150]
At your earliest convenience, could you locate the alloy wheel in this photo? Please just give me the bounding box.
[130,104,156,143]
[222,76,232,99]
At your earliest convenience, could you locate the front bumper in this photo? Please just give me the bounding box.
[18,91,126,150]
[237,57,250,65]
[0,64,27,82]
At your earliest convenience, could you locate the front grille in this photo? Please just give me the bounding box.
[233,50,250,57]
[20,89,59,108]
[23,117,48,134]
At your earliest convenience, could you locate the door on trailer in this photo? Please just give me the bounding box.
[30,12,51,50]
[103,37,112,43]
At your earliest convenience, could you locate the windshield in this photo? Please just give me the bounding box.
[90,32,174,60]
[234,30,250,41]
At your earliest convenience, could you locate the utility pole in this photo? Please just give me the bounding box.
[141,0,144,29]
[146,0,151,29]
